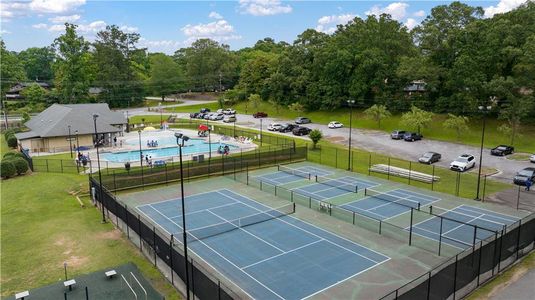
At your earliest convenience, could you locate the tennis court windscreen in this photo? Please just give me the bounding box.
[186,203,295,242]
[316,175,358,193]
[278,165,311,180]
[365,188,421,210]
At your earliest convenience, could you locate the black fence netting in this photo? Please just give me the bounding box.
[380,214,535,300]
[89,177,240,299]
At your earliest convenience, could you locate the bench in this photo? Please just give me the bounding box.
[15,291,29,300]
[64,279,76,291]
[369,164,440,183]
[105,270,117,278]
[319,202,332,213]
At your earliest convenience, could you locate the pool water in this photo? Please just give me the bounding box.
[103,139,236,163]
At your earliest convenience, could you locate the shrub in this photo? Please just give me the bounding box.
[11,157,29,175]
[3,152,25,159]
[1,160,16,178]
[6,135,18,148]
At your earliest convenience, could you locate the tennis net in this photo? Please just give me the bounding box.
[278,165,311,180]
[365,188,421,210]
[316,175,358,193]
[186,203,295,242]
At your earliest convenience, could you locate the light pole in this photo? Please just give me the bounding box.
[260,118,263,146]
[347,100,355,171]
[475,100,493,201]
[174,132,191,300]
[138,130,144,182]
[206,119,211,159]
[64,261,68,281]
[75,130,80,156]
[68,125,73,158]
[93,114,106,223]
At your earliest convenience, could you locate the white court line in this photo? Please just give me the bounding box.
[341,203,390,220]
[447,210,505,228]
[291,188,327,200]
[301,257,389,300]
[456,205,519,223]
[391,189,441,201]
[138,209,173,236]
[136,189,222,209]
[410,205,461,229]
[149,204,184,230]
[187,228,286,299]
[218,190,388,264]
[442,215,485,236]
[204,209,286,253]
[168,201,239,220]
[241,239,324,270]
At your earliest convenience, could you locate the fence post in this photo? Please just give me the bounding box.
[409,208,414,245]
[438,216,443,256]
[515,220,522,260]
[368,153,372,175]
[431,165,435,191]
[335,148,338,169]
[497,229,504,272]
[190,258,195,298]
[387,157,391,180]
[113,171,117,193]
[453,254,459,300]
[153,226,157,266]
[46,159,49,172]
[482,175,487,202]
[477,240,483,286]
[408,161,412,185]
[170,234,174,285]
[138,214,142,251]
[125,204,129,238]
[516,185,521,209]
[165,164,168,185]
[60,160,64,173]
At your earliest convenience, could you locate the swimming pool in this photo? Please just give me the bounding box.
[102,139,237,163]
[124,132,190,148]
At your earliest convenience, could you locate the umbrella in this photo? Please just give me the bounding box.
[198,124,209,131]
[143,126,157,131]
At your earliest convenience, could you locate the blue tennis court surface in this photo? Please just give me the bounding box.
[341,189,440,220]
[137,189,389,299]
[255,171,308,185]
[292,176,378,200]
[297,165,332,177]
[411,205,520,249]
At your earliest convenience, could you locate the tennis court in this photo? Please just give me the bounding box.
[137,189,389,300]
[410,205,520,249]
[292,176,378,200]
[341,189,440,221]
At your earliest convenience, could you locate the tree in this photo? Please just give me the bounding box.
[498,97,533,145]
[21,111,31,123]
[148,53,184,101]
[288,102,305,114]
[0,40,26,96]
[20,83,47,103]
[93,25,145,107]
[443,114,470,141]
[18,47,55,81]
[309,129,323,149]
[400,106,435,134]
[52,23,91,103]
[248,94,261,110]
[364,104,391,128]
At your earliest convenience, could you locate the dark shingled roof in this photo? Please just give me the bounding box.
[20,103,126,139]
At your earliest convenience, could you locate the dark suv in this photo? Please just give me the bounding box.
[491,145,514,156]
[513,167,535,186]
[279,124,299,133]
[403,132,423,142]
[292,126,311,136]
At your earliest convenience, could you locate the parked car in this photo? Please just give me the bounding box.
[450,154,476,172]
[513,167,535,186]
[189,112,199,118]
[295,117,311,124]
[216,109,224,114]
[403,132,423,142]
[223,108,236,115]
[391,130,406,139]
[292,126,311,136]
[253,112,267,118]
[418,152,441,164]
[328,121,343,129]
[203,113,213,120]
[210,113,224,121]
[196,113,206,119]
[223,115,236,123]
[531,154,535,163]
[267,123,283,131]
[279,123,299,133]
[491,145,515,156]
[200,108,211,113]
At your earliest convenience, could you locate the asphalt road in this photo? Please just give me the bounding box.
[490,268,535,300]
[176,112,534,182]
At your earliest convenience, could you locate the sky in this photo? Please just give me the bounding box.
[0,0,530,54]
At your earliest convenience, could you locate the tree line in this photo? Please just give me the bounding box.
[1,1,534,124]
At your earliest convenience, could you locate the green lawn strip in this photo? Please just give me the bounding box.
[466,251,535,300]
[508,153,532,161]
[166,101,535,152]
[0,134,13,159]
[0,173,180,299]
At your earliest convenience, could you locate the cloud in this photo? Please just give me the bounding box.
[209,11,223,19]
[315,13,357,34]
[49,14,81,23]
[29,0,86,14]
[0,29,11,35]
[48,24,65,32]
[366,2,409,21]
[484,0,528,18]
[138,37,182,54]
[239,0,292,16]
[77,20,107,33]
[181,19,241,44]
[32,23,48,29]
[120,25,139,33]
[404,18,418,30]
[413,10,426,17]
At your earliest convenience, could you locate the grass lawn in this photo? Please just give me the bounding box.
[0,134,13,158]
[0,172,180,299]
[167,101,535,152]
[508,153,532,161]
[466,251,535,299]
